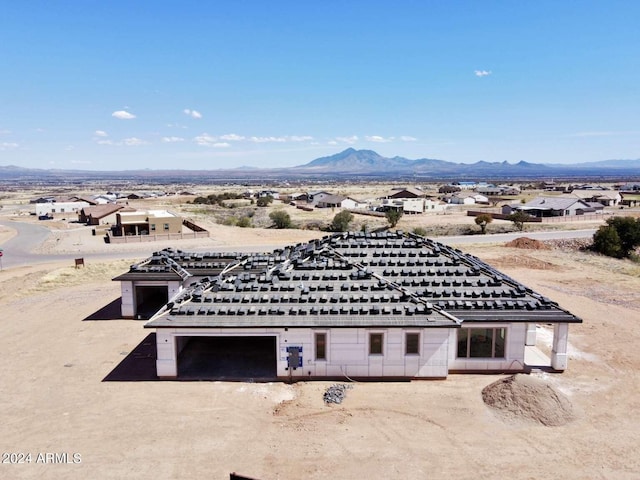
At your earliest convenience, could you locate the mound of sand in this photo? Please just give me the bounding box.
[505,237,551,250]
[482,374,575,426]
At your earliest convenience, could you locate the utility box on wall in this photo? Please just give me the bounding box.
[286,346,303,370]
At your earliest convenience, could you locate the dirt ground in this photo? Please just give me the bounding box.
[1,220,640,479]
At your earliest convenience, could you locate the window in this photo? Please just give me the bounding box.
[457,328,506,359]
[315,332,326,361]
[369,333,383,355]
[150,224,156,232]
[405,332,420,355]
[163,223,170,231]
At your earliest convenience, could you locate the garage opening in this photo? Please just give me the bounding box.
[177,336,277,381]
[135,286,168,319]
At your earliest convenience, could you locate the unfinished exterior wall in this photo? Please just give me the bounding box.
[152,327,453,379]
[447,323,527,372]
[120,280,182,319]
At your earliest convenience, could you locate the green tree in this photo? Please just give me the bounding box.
[331,210,354,232]
[592,225,622,258]
[269,210,291,229]
[474,214,493,234]
[385,209,403,228]
[256,195,274,207]
[507,211,531,231]
[592,217,640,258]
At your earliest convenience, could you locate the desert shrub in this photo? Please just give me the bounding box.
[413,227,427,237]
[385,209,403,228]
[256,195,274,207]
[269,210,291,229]
[331,210,354,232]
[474,213,493,234]
[507,211,531,231]
[236,216,252,228]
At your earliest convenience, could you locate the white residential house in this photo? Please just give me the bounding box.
[446,192,489,205]
[514,196,594,217]
[35,201,90,217]
[571,189,621,207]
[114,232,581,380]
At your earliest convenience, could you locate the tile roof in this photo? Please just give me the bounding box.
[137,231,581,329]
[521,196,589,211]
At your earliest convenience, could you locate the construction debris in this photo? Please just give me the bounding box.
[323,384,353,404]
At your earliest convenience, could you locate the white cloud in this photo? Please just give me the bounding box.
[213,142,230,148]
[249,136,288,143]
[220,133,246,141]
[0,129,11,135]
[112,110,136,120]
[194,133,219,147]
[335,135,359,144]
[96,139,114,145]
[94,130,108,137]
[289,135,313,142]
[162,136,185,143]
[366,135,393,143]
[65,145,75,151]
[123,137,147,146]
[0,142,19,150]
[327,140,338,145]
[474,70,492,77]
[183,109,203,119]
[400,135,417,142]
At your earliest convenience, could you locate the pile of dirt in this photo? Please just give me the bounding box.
[505,237,551,250]
[482,374,575,426]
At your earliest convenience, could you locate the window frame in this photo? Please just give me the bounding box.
[314,331,327,361]
[405,331,420,356]
[369,332,384,356]
[457,327,507,359]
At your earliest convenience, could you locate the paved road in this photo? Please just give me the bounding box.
[0,221,144,269]
[0,220,596,270]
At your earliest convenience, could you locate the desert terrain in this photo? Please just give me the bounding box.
[0,186,639,479]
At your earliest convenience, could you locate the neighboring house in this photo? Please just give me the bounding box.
[445,192,489,205]
[515,196,594,217]
[112,210,183,237]
[316,195,364,209]
[114,231,581,380]
[381,198,447,214]
[571,189,621,207]
[283,192,309,204]
[258,190,279,199]
[35,201,90,217]
[386,187,425,199]
[79,204,126,225]
[308,191,334,206]
[453,181,477,190]
[92,194,118,204]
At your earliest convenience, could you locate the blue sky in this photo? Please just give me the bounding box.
[1,1,639,171]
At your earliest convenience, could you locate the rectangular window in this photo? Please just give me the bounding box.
[405,332,420,355]
[457,328,506,359]
[315,332,326,361]
[150,224,156,231]
[369,333,383,355]
[163,223,170,231]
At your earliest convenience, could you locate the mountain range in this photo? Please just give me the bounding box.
[0,148,639,182]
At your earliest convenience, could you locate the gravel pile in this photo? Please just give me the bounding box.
[544,238,592,251]
[323,384,353,405]
[482,374,575,426]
